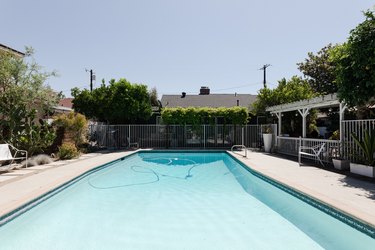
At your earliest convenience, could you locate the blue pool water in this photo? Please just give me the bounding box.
[0,152,374,249]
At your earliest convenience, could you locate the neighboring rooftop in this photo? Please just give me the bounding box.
[0,43,25,57]
[161,86,257,109]
[53,98,74,114]
[58,98,73,109]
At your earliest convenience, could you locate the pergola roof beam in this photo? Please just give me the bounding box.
[266,94,340,113]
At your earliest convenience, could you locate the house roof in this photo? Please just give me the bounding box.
[58,98,74,109]
[161,94,257,110]
[0,43,25,57]
[54,106,73,113]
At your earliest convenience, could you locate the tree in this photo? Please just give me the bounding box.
[251,76,317,136]
[0,47,59,154]
[297,44,338,95]
[149,87,159,107]
[332,10,375,107]
[72,78,152,124]
[251,76,316,115]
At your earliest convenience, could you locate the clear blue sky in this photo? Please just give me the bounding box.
[2,0,374,97]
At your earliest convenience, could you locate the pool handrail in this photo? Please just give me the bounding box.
[231,145,248,158]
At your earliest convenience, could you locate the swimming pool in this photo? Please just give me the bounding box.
[0,151,374,249]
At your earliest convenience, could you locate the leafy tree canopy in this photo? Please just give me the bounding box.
[251,76,316,115]
[297,44,338,95]
[0,47,60,154]
[149,87,159,107]
[332,10,375,107]
[251,76,318,136]
[72,78,152,124]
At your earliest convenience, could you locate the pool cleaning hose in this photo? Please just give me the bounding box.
[88,158,198,189]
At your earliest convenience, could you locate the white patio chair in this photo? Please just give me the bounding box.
[0,144,28,169]
[127,137,139,149]
[298,143,326,167]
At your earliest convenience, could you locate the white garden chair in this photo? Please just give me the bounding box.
[127,137,139,149]
[298,143,326,167]
[0,144,28,169]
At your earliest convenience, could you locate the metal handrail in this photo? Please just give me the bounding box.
[231,145,248,158]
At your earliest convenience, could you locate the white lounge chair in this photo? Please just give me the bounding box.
[298,143,326,167]
[0,144,28,169]
[127,137,139,149]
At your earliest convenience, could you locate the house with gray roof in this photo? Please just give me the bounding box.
[161,86,257,110]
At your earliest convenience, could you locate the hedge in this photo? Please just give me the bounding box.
[161,107,248,125]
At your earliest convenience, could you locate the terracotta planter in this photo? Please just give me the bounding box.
[350,163,375,178]
[263,134,273,153]
[332,159,350,170]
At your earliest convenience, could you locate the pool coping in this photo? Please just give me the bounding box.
[227,151,375,239]
[0,149,374,239]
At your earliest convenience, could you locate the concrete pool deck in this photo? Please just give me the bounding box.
[0,150,136,218]
[0,149,374,229]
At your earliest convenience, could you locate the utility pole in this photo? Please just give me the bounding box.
[86,69,95,92]
[259,64,271,88]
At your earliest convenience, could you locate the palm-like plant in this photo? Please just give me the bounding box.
[351,129,375,166]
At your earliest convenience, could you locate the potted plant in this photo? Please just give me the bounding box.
[331,145,350,170]
[329,131,350,170]
[350,129,375,178]
[262,125,273,153]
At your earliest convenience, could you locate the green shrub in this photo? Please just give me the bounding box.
[351,129,375,166]
[161,107,248,125]
[53,112,89,146]
[329,130,340,140]
[58,143,79,160]
[14,119,56,156]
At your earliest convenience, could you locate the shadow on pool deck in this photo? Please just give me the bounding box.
[261,151,375,183]
[339,176,375,200]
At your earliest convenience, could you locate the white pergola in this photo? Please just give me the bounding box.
[266,93,347,141]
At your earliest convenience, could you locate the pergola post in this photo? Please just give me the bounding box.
[339,103,347,142]
[275,112,282,136]
[298,108,309,138]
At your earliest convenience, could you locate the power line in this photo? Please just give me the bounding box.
[59,84,90,94]
[211,82,262,92]
[268,80,278,86]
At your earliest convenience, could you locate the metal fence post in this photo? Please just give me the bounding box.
[203,125,206,149]
[203,125,206,148]
[241,126,244,146]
